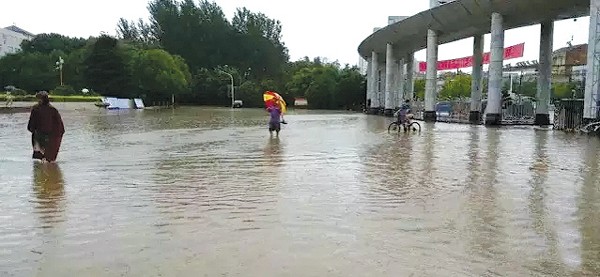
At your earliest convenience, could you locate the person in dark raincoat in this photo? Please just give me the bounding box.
[27,91,65,162]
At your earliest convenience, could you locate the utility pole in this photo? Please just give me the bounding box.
[55,56,64,86]
[220,70,234,108]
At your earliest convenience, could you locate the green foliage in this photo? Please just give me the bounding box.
[513,81,537,98]
[83,35,132,96]
[335,66,365,110]
[439,74,471,100]
[236,80,262,107]
[130,48,192,101]
[0,93,100,102]
[0,1,365,109]
[552,82,582,99]
[284,61,365,110]
[20,33,87,55]
[414,79,425,100]
[304,66,338,109]
[0,52,58,92]
[51,85,76,95]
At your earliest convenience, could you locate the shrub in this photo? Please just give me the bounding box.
[51,85,77,96]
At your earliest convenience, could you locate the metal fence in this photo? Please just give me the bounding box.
[553,99,584,131]
[500,97,536,124]
[411,98,537,125]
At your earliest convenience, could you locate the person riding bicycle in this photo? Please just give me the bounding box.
[394,99,413,130]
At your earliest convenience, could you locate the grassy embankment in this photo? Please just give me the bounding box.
[0,93,101,102]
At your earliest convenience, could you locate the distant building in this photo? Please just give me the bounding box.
[552,43,587,82]
[0,25,35,57]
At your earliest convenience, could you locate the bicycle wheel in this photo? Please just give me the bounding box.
[388,122,400,133]
[409,121,421,132]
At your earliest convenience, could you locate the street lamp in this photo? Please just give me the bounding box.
[219,70,234,108]
[55,56,64,86]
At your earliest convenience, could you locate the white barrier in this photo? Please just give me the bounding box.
[134,98,145,109]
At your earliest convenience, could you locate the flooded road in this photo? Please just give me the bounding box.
[1,103,600,276]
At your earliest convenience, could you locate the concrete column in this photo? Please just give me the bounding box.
[485,12,505,125]
[378,64,385,112]
[424,29,438,122]
[470,35,484,123]
[365,57,373,112]
[397,58,406,108]
[584,0,600,121]
[405,53,415,102]
[536,21,554,126]
[369,51,379,114]
[384,43,395,116]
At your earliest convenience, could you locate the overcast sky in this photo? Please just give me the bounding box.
[0,0,591,67]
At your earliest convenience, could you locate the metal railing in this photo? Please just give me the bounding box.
[553,99,584,131]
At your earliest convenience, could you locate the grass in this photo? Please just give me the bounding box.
[0,93,101,102]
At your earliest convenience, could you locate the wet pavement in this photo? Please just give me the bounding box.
[1,103,600,276]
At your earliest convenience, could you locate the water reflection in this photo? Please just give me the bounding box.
[464,127,507,274]
[32,162,65,228]
[465,126,481,190]
[577,138,600,276]
[420,126,435,197]
[4,105,600,275]
[527,131,566,274]
[264,137,283,167]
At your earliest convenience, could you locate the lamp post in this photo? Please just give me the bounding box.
[220,70,234,108]
[55,56,64,86]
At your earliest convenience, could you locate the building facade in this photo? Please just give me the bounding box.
[0,25,35,57]
[552,44,587,78]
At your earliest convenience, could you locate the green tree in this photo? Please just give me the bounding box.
[0,52,57,92]
[439,73,471,100]
[335,66,366,110]
[513,80,537,98]
[130,49,192,101]
[414,79,426,100]
[83,35,131,96]
[20,33,86,55]
[236,80,262,107]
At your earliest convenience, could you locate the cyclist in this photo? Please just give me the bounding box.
[394,99,412,131]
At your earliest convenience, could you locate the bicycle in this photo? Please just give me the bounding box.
[388,115,421,133]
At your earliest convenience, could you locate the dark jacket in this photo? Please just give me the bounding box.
[27,104,65,136]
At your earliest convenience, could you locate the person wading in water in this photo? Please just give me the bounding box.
[27,91,65,163]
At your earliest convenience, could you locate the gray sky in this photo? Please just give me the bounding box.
[0,0,591,67]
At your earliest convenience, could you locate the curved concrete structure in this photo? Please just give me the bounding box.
[358,0,588,60]
[358,0,597,125]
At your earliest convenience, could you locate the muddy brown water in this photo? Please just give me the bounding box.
[1,103,600,276]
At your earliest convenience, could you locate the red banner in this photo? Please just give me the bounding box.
[418,43,525,72]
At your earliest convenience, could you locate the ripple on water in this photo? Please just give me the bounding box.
[2,106,600,275]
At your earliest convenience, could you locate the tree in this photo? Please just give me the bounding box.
[83,35,131,96]
[439,73,471,100]
[552,82,579,100]
[335,66,366,110]
[414,79,426,100]
[130,49,192,101]
[20,33,86,55]
[236,80,262,107]
[232,7,283,46]
[511,80,537,98]
[0,52,57,92]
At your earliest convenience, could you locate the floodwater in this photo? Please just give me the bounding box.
[1,103,600,276]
